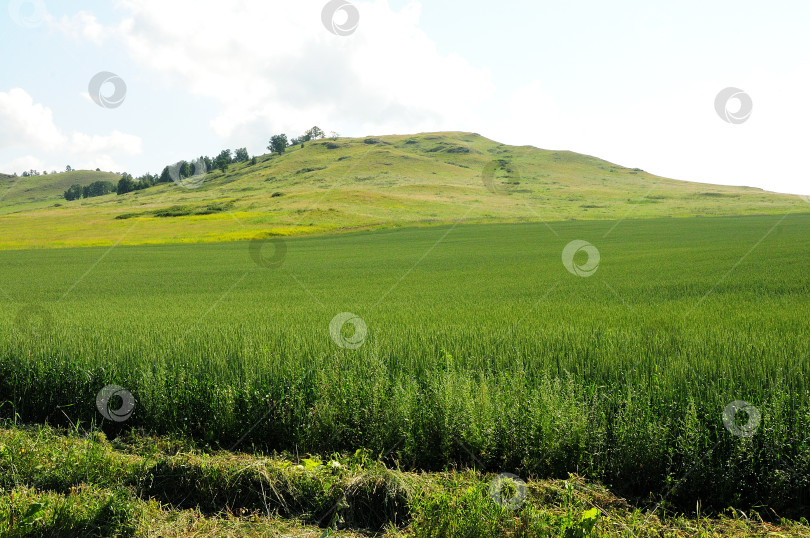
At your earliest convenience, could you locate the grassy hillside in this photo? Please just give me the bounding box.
[0,169,121,214]
[0,132,806,249]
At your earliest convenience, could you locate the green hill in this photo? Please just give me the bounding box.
[0,169,121,213]
[0,132,805,249]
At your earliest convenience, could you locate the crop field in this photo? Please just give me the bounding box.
[2,213,809,523]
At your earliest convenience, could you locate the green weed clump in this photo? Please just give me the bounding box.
[0,486,139,538]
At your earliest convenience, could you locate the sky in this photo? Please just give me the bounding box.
[1,0,809,196]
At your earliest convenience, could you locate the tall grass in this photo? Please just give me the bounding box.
[1,214,808,514]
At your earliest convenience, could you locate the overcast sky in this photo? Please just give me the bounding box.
[1,0,809,195]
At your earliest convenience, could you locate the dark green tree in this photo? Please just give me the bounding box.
[83,182,115,198]
[64,184,83,201]
[191,159,206,175]
[117,173,136,195]
[179,161,192,178]
[234,148,249,162]
[268,134,288,154]
[211,150,232,173]
[136,173,156,188]
[159,166,172,183]
[290,126,325,147]
[305,126,325,140]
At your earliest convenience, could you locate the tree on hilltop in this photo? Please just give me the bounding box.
[234,148,249,162]
[290,126,326,146]
[268,134,288,155]
[305,126,325,140]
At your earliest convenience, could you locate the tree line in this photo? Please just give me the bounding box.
[268,126,335,154]
[17,165,97,178]
[63,147,251,200]
[63,125,336,201]
[64,180,116,200]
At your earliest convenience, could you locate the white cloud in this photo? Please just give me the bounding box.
[49,11,110,45]
[0,88,66,150]
[0,89,142,174]
[0,155,46,174]
[68,0,492,141]
[69,131,141,156]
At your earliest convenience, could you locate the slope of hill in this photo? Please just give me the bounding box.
[0,170,121,213]
[0,132,805,249]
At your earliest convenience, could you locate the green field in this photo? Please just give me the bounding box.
[2,214,809,524]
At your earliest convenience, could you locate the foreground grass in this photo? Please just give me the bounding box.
[2,424,807,537]
[2,486,369,537]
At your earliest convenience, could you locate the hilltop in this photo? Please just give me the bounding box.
[0,132,804,249]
